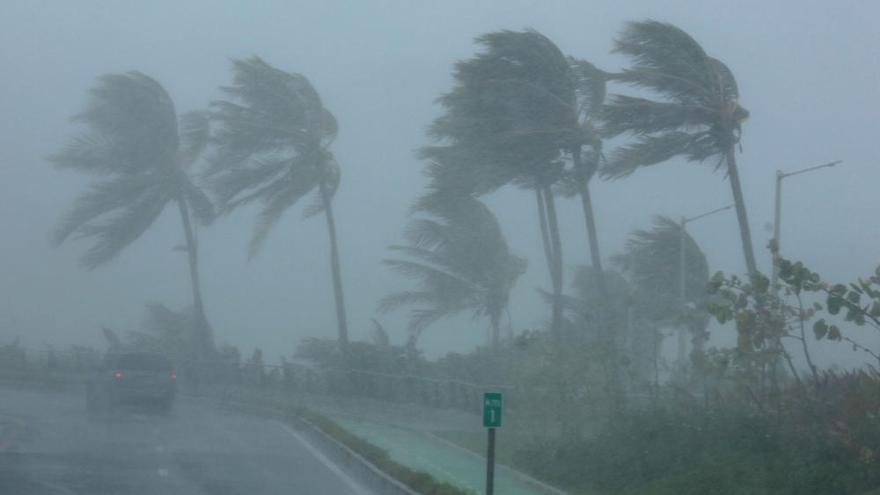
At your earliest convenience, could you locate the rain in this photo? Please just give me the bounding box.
[1,1,879,494]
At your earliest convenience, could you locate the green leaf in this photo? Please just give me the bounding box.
[752,273,770,294]
[828,295,843,315]
[846,291,861,305]
[827,325,842,341]
[813,319,828,340]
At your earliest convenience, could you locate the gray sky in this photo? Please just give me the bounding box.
[1,0,878,366]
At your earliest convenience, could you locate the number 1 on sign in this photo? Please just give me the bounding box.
[482,392,502,428]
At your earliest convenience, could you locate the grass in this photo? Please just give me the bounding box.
[433,430,519,467]
[294,408,472,495]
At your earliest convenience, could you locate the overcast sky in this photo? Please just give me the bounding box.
[1,0,878,367]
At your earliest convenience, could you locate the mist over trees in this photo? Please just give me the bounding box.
[39,16,880,495]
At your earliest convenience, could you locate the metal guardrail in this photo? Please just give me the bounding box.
[0,346,512,415]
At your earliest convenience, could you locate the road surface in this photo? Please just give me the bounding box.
[0,387,372,495]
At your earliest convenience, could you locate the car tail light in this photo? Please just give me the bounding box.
[169,371,177,381]
[113,371,123,380]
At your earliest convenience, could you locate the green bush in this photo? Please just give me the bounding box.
[513,407,880,495]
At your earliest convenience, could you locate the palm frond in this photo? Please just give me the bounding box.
[424,29,582,194]
[402,218,448,250]
[613,215,709,319]
[77,186,170,268]
[179,111,210,167]
[73,72,179,172]
[51,71,212,272]
[381,194,524,341]
[378,291,436,313]
[213,56,330,156]
[568,57,608,119]
[209,56,341,253]
[370,319,390,347]
[209,156,292,209]
[247,169,319,257]
[48,133,125,174]
[601,132,697,178]
[602,20,748,179]
[601,95,712,137]
[612,20,713,103]
[382,257,480,294]
[52,173,161,246]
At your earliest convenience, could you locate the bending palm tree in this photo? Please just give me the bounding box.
[50,72,215,354]
[380,193,525,349]
[601,20,756,275]
[422,30,607,335]
[207,56,349,347]
[612,216,711,362]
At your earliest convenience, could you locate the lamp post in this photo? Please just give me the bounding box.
[771,160,842,295]
[677,204,734,363]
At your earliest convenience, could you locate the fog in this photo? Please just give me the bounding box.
[1,0,878,367]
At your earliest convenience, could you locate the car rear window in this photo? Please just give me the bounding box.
[112,353,172,371]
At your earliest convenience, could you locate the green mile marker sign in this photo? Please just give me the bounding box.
[483,392,502,428]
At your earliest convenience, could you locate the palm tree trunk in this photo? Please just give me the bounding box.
[725,148,758,276]
[573,150,623,411]
[535,188,556,284]
[573,151,607,297]
[490,314,500,351]
[319,180,350,348]
[542,186,564,337]
[177,200,213,353]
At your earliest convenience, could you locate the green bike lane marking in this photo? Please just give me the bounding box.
[332,416,543,495]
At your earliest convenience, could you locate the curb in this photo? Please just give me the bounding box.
[424,431,569,495]
[289,413,420,495]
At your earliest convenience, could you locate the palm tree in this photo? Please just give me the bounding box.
[207,56,349,347]
[612,216,711,363]
[556,266,631,341]
[601,20,756,275]
[566,58,612,296]
[422,30,608,335]
[379,192,526,349]
[50,72,215,354]
[557,266,650,391]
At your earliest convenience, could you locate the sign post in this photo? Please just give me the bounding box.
[483,392,502,495]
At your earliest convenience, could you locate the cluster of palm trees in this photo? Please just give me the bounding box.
[50,21,756,371]
[389,22,753,352]
[51,57,349,360]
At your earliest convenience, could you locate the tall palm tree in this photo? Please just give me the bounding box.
[50,72,215,354]
[207,56,349,347]
[380,193,526,349]
[566,58,612,296]
[601,20,756,275]
[422,30,607,336]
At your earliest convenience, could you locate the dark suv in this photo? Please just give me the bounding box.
[87,352,177,413]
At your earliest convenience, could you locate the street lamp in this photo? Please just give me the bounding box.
[771,160,842,294]
[678,204,734,363]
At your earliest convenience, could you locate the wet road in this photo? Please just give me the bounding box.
[0,388,372,495]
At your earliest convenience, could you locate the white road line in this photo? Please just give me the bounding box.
[277,421,373,495]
